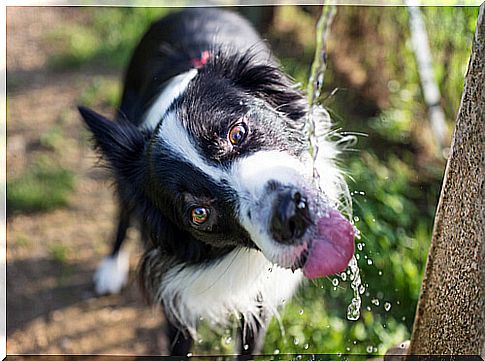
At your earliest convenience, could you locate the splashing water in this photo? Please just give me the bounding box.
[306,4,363,323]
[306,4,336,188]
[346,256,362,321]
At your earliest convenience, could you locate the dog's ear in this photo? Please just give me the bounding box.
[78,106,147,181]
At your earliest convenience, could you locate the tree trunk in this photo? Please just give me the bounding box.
[409,4,484,355]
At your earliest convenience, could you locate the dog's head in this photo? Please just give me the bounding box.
[80,52,354,279]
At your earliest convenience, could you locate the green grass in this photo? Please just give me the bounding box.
[7,159,76,214]
[40,126,64,151]
[78,77,121,108]
[48,242,71,264]
[14,232,31,248]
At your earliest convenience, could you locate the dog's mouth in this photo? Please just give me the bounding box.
[268,191,355,279]
[297,209,355,279]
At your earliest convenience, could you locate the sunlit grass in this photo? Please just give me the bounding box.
[7,158,76,214]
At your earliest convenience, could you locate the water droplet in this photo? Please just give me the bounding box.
[332,278,339,286]
[366,346,373,353]
[304,343,309,350]
[373,347,378,352]
[356,254,360,260]
[340,272,347,281]
[346,256,362,321]
[225,336,232,344]
[337,352,342,356]
[187,353,193,357]
[294,337,299,345]
[347,298,361,320]
[243,344,249,350]
[299,309,304,315]
[274,349,280,355]
[367,259,373,265]
[353,341,357,345]
[384,302,392,311]
[371,298,380,306]
[357,243,363,251]
[397,300,401,305]
[353,216,360,222]
[402,316,406,321]
[378,270,383,276]
[366,306,371,311]
[359,285,365,294]
[346,347,351,351]
[359,191,365,195]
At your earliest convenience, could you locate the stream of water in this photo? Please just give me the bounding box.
[306,4,362,322]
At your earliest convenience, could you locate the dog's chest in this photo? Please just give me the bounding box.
[158,248,302,335]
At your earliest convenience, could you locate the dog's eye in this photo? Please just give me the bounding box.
[228,123,248,146]
[191,206,210,225]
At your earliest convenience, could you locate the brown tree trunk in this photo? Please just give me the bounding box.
[409,4,484,355]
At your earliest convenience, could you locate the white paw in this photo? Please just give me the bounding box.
[93,251,129,295]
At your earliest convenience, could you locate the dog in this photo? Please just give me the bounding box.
[79,8,355,357]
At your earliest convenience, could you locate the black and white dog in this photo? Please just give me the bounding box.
[79,8,354,356]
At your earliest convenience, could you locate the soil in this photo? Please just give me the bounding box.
[6,7,168,355]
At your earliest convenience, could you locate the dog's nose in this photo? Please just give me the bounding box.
[271,189,311,244]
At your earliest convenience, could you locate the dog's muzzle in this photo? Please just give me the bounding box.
[258,180,355,279]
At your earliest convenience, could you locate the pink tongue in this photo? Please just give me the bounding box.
[303,210,355,279]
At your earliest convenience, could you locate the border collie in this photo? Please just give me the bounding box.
[79,8,355,356]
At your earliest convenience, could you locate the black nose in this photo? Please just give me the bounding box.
[271,189,312,244]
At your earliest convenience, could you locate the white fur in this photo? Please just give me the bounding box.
[93,251,130,295]
[229,151,313,267]
[158,111,225,182]
[158,248,302,337]
[142,69,198,130]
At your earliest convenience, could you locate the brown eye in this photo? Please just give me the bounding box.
[228,123,248,146]
[191,207,210,225]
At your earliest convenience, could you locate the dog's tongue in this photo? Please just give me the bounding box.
[303,210,355,279]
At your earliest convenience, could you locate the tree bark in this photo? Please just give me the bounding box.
[409,4,484,355]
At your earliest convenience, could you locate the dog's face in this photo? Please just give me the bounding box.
[80,53,354,279]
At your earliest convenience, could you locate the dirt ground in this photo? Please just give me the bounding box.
[7,7,170,355]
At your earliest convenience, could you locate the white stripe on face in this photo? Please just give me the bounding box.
[230,150,313,266]
[141,69,198,130]
[158,111,226,183]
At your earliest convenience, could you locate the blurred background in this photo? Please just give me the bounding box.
[6,5,479,356]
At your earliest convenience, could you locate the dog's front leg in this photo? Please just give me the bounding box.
[236,312,269,360]
[165,319,193,356]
